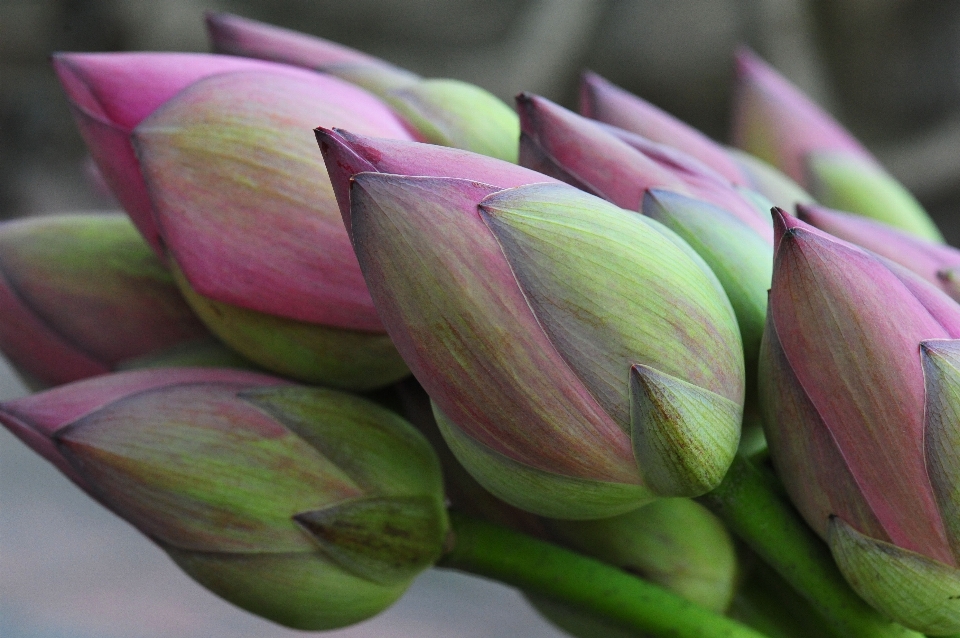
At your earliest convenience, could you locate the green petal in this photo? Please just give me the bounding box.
[434,404,654,520]
[828,516,960,635]
[480,183,744,433]
[294,495,448,585]
[807,152,943,242]
[385,78,520,162]
[922,339,960,558]
[630,365,741,497]
[727,148,815,209]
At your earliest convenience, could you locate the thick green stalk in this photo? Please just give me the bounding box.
[699,456,923,638]
[438,511,770,638]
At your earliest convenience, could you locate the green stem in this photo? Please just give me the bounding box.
[699,455,923,638]
[438,511,770,638]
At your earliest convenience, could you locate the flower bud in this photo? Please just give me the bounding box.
[55,52,415,389]
[206,12,520,162]
[731,49,942,241]
[797,204,960,303]
[0,368,447,630]
[580,71,813,210]
[0,213,215,387]
[760,209,960,633]
[347,168,744,519]
[516,92,772,242]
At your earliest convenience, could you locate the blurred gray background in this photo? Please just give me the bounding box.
[3,0,960,636]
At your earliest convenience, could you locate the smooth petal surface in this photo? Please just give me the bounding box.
[580,71,747,185]
[731,49,872,185]
[0,368,283,502]
[0,214,208,386]
[518,93,771,240]
[52,52,288,252]
[922,340,960,559]
[807,152,944,241]
[480,183,744,429]
[799,204,960,297]
[349,175,639,489]
[165,545,407,630]
[55,383,361,553]
[433,405,653,519]
[643,190,772,369]
[829,517,960,635]
[771,210,954,563]
[316,127,556,235]
[384,79,520,162]
[205,11,419,92]
[758,309,889,542]
[134,69,413,330]
[517,92,685,211]
[630,365,741,497]
[726,148,815,209]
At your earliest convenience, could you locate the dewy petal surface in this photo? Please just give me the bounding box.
[134,70,412,330]
[52,52,291,252]
[580,71,747,186]
[479,183,744,431]
[771,211,954,563]
[349,174,637,484]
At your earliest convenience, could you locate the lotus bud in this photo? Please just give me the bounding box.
[731,49,942,241]
[55,52,417,389]
[760,208,960,633]
[206,12,519,162]
[579,71,812,209]
[0,213,226,387]
[0,368,448,630]
[347,168,744,519]
[52,52,295,253]
[516,92,773,243]
[797,204,960,303]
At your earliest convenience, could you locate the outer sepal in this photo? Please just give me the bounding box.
[828,516,960,635]
[922,339,960,558]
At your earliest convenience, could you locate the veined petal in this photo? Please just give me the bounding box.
[579,71,747,185]
[771,210,953,563]
[349,174,637,485]
[134,70,412,330]
[480,183,744,430]
[922,340,960,560]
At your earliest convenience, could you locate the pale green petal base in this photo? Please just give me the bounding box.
[727,147,815,209]
[828,516,960,635]
[434,404,655,520]
[164,545,408,630]
[172,266,409,390]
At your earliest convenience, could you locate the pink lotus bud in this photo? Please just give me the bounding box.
[0,368,447,630]
[206,13,520,162]
[580,71,748,186]
[205,11,419,94]
[797,204,960,303]
[52,52,293,253]
[732,49,942,242]
[0,213,215,387]
[517,92,772,243]
[761,209,960,633]
[346,169,744,519]
[56,52,419,389]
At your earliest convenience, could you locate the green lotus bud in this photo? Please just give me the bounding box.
[0,368,448,630]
